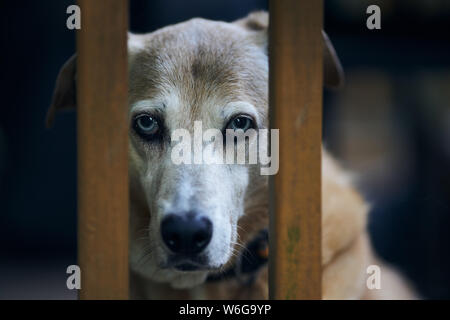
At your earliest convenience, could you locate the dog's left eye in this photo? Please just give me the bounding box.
[226,115,255,132]
[133,114,161,140]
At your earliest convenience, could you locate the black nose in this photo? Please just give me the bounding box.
[161,213,213,256]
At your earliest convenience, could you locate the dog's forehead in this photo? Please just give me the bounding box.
[128,18,268,116]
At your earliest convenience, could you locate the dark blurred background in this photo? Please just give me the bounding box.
[0,0,449,299]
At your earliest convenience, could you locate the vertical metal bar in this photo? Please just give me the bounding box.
[77,0,129,299]
[269,0,323,299]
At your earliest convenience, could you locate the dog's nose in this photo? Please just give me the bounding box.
[161,213,213,256]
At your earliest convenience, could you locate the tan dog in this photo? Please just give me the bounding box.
[48,11,415,299]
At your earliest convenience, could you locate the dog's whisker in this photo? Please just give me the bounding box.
[137,247,154,268]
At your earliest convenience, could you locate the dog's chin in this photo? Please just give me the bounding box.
[163,262,223,289]
[130,241,234,289]
[134,261,211,289]
[150,266,210,289]
[168,270,209,289]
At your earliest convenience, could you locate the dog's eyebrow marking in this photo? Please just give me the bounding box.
[131,100,166,113]
[222,101,260,125]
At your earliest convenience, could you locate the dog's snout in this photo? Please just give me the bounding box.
[161,213,213,256]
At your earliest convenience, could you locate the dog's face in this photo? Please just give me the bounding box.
[47,11,342,290]
[127,17,269,288]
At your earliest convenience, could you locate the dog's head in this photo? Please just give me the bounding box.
[48,11,343,289]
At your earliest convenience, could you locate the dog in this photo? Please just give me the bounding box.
[47,11,416,299]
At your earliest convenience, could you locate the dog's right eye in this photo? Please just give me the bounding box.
[133,114,161,140]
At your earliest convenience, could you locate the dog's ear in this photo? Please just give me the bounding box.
[235,11,269,31]
[46,33,146,128]
[234,11,269,53]
[235,11,344,89]
[46,54,77,127]
[128,32,146,66]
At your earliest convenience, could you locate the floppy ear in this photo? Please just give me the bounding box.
[46,33,145,128]
[46,54,77,127]
[235,11,344,89]
[234,11,269,52]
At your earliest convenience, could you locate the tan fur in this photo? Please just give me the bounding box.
[49,11,415,300]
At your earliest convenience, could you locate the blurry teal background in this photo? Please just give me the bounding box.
[1,0,449,299]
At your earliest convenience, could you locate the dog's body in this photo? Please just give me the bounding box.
[49,12,415,299]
